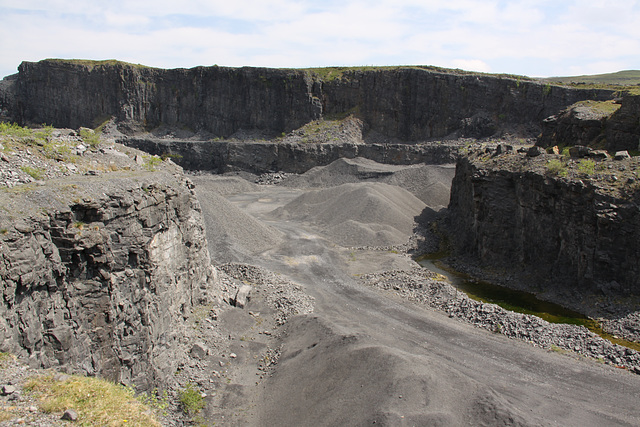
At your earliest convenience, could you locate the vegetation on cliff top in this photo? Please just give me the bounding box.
[25,374,162,426]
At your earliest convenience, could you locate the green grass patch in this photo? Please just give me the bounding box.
[20,166,45,180]
[546,158,568,177]
[43,58,153,71]
[544,70,640,86]
[577,159,596,175]
[177,383,205,416]
[144,155,163,171]
[25,374,162,426]
[79,128,100,149]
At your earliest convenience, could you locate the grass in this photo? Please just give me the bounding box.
[144,155,163,171]
[544,70,640,86]
[303,64,537,82]
[43,58,153,71]
[25,374,162,426]
[177,383,205,416]
[20,166,45,180]
[577,159,596,175]
[546,158,568,177]
[79,128,101,149]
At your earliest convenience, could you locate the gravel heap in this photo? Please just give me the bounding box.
[190,175,285,263]
[281,157,455,208]
[271,182,426,247]
[359,267,640,374]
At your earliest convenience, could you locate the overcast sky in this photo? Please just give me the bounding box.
[1,0,639,79]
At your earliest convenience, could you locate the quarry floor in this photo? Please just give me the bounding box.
[191,159,640,427]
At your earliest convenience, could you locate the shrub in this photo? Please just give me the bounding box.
[546,159,568,177]
[577,159,596,175]
[178,383,205,415]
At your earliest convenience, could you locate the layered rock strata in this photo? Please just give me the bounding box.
[448,148,640,298]
[1,60,615,141]
[0,167,219,390]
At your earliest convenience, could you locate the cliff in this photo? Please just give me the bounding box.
[0,59,616,141]
[123,139,459,173]
[537,95,640,153]
[0,163,219,390]
[448,148,640,298]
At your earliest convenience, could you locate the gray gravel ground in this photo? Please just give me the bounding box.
[193,158,640,426]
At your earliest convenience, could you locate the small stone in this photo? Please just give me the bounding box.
[190,342,209,360]
[234,285,252,309]
[526,146,545,157]
[614,151,631,160]
[1,384,16,395]
[62,408,78,421]
[230,353,237,359]
[28,406,38,412]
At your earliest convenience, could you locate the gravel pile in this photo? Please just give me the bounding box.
[271,182,426,247]
[359,267,640,374]
[282,157,455,208]
[191,177,284,263]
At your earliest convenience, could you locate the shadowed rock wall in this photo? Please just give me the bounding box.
[448,153,640,297]
[1,60,615,140]
[123,139,459,173]
[537,95,640,153]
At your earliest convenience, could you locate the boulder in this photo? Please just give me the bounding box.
[234,285,253,309]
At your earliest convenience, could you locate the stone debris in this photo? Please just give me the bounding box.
[360,267,640,373]
[234,284,253,309]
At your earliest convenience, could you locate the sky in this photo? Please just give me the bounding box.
[1,0,639,79]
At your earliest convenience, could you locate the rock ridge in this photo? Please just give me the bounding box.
[0,59,616,141]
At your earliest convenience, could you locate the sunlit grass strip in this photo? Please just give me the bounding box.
[25,374,161,427]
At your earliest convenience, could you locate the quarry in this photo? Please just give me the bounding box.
[0,59,640,426]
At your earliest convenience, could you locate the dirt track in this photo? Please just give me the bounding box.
[192,161,640,426]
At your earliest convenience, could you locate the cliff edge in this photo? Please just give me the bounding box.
[0,59,616,141]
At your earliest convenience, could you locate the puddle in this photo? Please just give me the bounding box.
[416,255,640,351]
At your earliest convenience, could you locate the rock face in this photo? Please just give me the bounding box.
[448,151,640,297]
[1,59,615,140]
[537,95,640,153]
[123,139,459,173]
[0,169,219,390]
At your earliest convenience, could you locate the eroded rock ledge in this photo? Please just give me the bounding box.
[448,146,640,302]
[0,164,219,391]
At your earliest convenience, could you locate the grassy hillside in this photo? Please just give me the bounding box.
[544,70,640,86]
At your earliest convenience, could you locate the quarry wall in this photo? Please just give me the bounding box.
[0,60,615,140]
[0,170,219,390]
[448,152,640,297]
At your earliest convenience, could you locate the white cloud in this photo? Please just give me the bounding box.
[1,0,639,78]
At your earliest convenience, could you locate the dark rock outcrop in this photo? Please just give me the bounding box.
[605,95,640,153]
[0,59,615,141]
[448,152,640,298]
[0,168,219,390]
[537,95,640,153]
[123,139,459,173]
